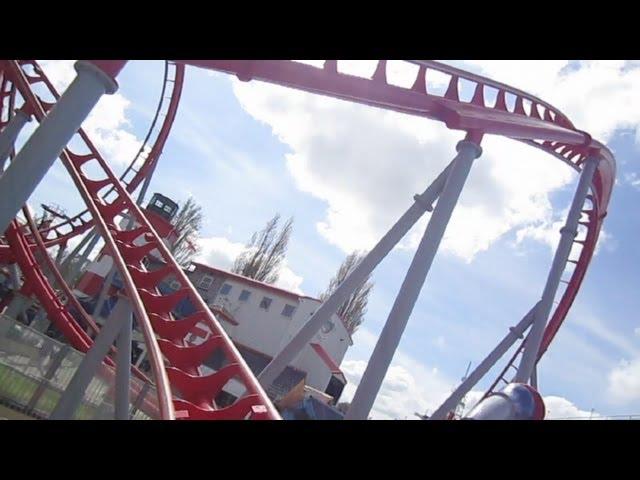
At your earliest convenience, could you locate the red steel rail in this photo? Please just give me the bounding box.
[1,59,616,420]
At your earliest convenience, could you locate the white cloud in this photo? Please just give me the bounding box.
[340,357,454,420]
[625,172,640,189]
[37,60,143,168]
[607,358,640,405]
[340,333,597,420]
[195,235,304,294]
[515,208,613,257]
[544,396,600,420]
[228,60,634,262]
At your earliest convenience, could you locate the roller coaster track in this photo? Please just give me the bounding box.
[0,59,615,420]
[1,60,279,420]
[177,60,615,408]
[0,60,184,254]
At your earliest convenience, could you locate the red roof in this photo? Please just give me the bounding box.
[310,343,345,382]
[189,262,353,343]
[191,262,319,302]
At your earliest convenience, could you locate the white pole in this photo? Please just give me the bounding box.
[345,139,482,420]
[0,61,119,233]
[257,160,456,389]
[515,155,600,383]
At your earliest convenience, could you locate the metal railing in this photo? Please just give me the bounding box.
[0,314,157,419]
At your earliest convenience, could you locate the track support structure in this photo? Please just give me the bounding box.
[346,138,482,420]
[515,154,600,383]
[0,61,122,234]
[257,158,457,389]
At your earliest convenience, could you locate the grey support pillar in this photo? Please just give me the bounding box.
[50,296,129,420]
[63,232,102,285]
[60,229,96,273]
[429,303,538,420]
[345,139,483,420]
[0,60,120,234]
[530,364,538,389]
[115,301,133,420]
[9,264,21,290]
[54,244,67,265]
[94,267,117,318]
[515,155,600,383]
[0,108,32,172]
[257,160,456,389]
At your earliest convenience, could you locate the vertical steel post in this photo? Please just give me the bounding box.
[115,300,133,420]
[530,364,538,389]
[0,60,124,234]
[257,160,456,389]
[50,296,128,419]
[346,139,482,420]
[515,155,600,383]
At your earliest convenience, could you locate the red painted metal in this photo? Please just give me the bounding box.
[0,60,184,250]
[175,60,614,380]
[3,60,176,420]
[85,61,128,82]
[1,59,617,420]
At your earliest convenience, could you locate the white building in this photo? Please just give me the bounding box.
[182,262,352,405]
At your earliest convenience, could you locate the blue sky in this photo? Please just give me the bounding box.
[23,60,640,419]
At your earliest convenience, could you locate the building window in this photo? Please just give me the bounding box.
[198,275,214,290]
[239,289,251,302]
[219,283,233,296]
[281,304,296,317]
[259,297,273,310]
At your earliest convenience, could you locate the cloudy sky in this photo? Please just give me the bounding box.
[21,60,640,420]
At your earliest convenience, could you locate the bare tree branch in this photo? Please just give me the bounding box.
[170,196,203,266]
[232,214,294,284]
[319,251,374,335]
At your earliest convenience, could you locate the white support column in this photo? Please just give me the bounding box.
[515,155,600,383]
[50,296,128,420]
[257,159,456,389]
[0,108,32,172]
[115,300,133,420]
[94,266,117,318]
[0,60,120,234]
[429,303,539,420]
[345,139,482,420]
[530,363,538,389]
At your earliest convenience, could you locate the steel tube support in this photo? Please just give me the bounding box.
[115,300,133,420]
[64,231,102,284]
[9,264,21,290]
[0,61,121,233]
[0,108,31,172]
[515,155,600,383]
[257,160,456,389]
[429,303,539,420]
[59,229,96,272]
[531,364,538,389]
[345,139,482,420]
[50,297,128,419]
[94,266,117,318]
